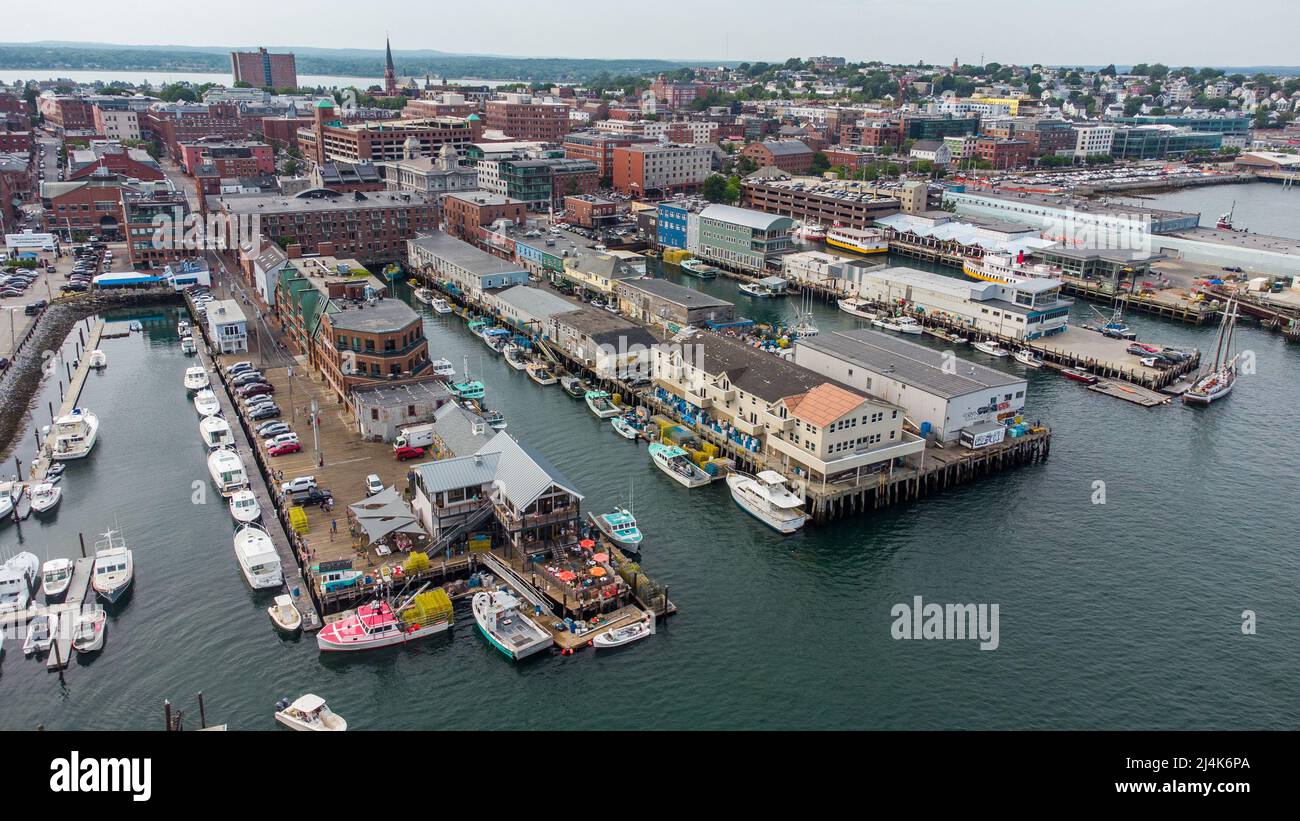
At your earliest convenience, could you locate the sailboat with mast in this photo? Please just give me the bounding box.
[788,288,819,338]
[1183,298,1240,406]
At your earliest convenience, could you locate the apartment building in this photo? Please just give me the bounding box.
[230,48,298,90]
[611,143,712,197]
[484,94,570,142]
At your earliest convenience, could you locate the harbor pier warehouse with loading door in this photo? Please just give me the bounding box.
[795,328,1028,443]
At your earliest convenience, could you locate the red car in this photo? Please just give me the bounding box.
[394,445,425,461]
[237,382,274,397]
[269,441,302,456]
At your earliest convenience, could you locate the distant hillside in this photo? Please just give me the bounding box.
[0,42,716,83]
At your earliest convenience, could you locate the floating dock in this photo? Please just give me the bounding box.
[30,319,105,483]
[46,557,93,670]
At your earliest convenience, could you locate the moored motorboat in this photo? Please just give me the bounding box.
[229,489,261,524]
[183,366,210,392]
[207,447,248,496]
[430,358,456,379]
[316,589,453,652]
[180,336,197,355]
[585,390,620,419]
[51,408,99,460]
[87,349,107,369]
[588,508,643,552]
[503,345,528,371]
[72,609,106,653]
[679,258,719,278]
[648,443,712,488]
[30,482,63,515]
[592,617,654,650]
[471,590,553,661]
[233,524,283,589]
[450,379,485,400]
[1061,367,1098,385]
[973,340,1009,357]
[41,557,73,600]
[883,316,924,334]
[837,297,878,320]
[91,528,134,604]
[268,594,302,633]
[610,415,641,440]
[526,363,557,385]
[193,389,221,417]
[1013,348,1044,368]
[199,414,233,447]
[726,470,809,534]
[274,694,347,731]
[560,375,588,398]
[413,287,435,305]
[430,298,452,314]
[0,551,40,612]
[22,612,53,655]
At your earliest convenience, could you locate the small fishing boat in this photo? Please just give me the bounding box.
[837,297,878,321]
[183,366,210,392]
[794,222,827,242]
[739,276,788,298]
[45,462,65,482]
[41,558,73,600]
[726,470,809,534]
[128,320,143,332]
[592,618,654,650]
[87,349,107,370]
[882,316,924,334]
[526,363,557,386]
[679,258,719,279]
[588,508,643,552]
[450,379,485,400]
[30,482,62,515]
[0,552,40,612]
[1013,348,1044,368]
[430,357,456,379]
[91,528,134,604]
[51,408,99,460]
[483,409,507,431]
[472,590,553,661]
[316,588,453,652]
[234,524,283,590]
[315,564,364,595]
[503,345,528,371]
[229,489,261,524]
[610,415,640,440]
[180,336,197,355]
[177,319,191,336]
[413,287,435,305]
[430,298,452,314]
[1061,367,1098,385]
[973,340,1009,357]
[23,613,53,655]
[560,375,587,398]
[585,390,620,419]
[274,694,347,731]
[193,389,221,417]
[649,443,712,488]
[268,594,302,633]
[482,327,512,353]
[72,609,106,653]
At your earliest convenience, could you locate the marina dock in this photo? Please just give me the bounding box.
[46,556,93,670]
[30,319,105,483]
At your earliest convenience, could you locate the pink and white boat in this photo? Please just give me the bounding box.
[316,589,454,652]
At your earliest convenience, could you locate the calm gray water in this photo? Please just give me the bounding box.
[1,238,1298,729]
[1118,181,1300,235]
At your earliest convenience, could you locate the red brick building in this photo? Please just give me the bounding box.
[230,48,298,90]
[442,191,526,241]
[37,93,95,131]
[564,195,618,228]
[140,102,248,159]
[839,119,900,148]
[974,137,1032,169]
[561,131,656,180]
[484,95,570,142]
[741,139,815,174]
[179,140,275,177]
[301,100,479,166]
[67,143,164,181]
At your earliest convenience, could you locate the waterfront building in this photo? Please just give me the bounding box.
[407,232,529,298]
[1109,126,1222,160]
[656,201,690,249]
[795,328,1028,443]
[694,203,793,275]
[426,400,498,458]
[614,276,736,330]
[1109,113,1252,137]
[350,379,455,442]
[482,284,577,337]
[42,172,171,239]
[942,189,1199,239]
[1073,125,1116,159]
[853,266,1071,341]
[319,293,431,399]
[781,250,884,295]
[611,143,712,198]
[204,299,248,354]
[552,304,658,380]
[121,188,190,270]
[560,249,642,296]
[230,48,298,90]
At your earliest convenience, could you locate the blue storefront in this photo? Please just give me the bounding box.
[657,202,689,250]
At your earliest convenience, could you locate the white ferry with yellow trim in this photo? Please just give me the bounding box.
[961,252,1061,285]
[825,227,889,255]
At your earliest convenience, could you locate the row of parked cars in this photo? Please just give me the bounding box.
[0,265,41,299]
[226,360,335,508]
[62,244,108,294]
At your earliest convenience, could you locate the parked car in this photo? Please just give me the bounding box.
[248,404,281,421]
[364,474,384,496]
[263,433,300,450]
[226,361,255,376]
[268,441,301,456]
[394,445,426,461]
[280,476,317,494]
[232,371,265,387]
[236,382,274,397]
[257,421,291,438]
[291,488,334,507]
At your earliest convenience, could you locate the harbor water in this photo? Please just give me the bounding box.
[2,243,1299,730]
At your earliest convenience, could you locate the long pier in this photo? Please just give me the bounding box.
[29,319,105,482]
[46,557,94,670]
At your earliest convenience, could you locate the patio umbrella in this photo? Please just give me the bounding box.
[589,567,606,577]
[579,539,596,549]
[557,570,577,582]
[592,552,609,563]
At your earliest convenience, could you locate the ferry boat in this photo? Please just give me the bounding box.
[30,482,62,515]
[234,524,282,589]
[826,226,888,255]
[51,408,99,460]
[882,316,923,335]
[973,340,1009,357]
[739,276,788,298]
[207,447,248,497]
[679,258,719,279]
[199,415,234,449]
[41,558,73,600]
[725,470,809,534]
[961,252,1060,285]
[837,297,878,321]
[183,366,210,392]
[414,287,435,305]
[588,507,643,552]
[229,489,262,524]
[795,222,827,242]
[88,349,107,370]
[526,363,558,386]
[1184,299,1239,406]
[430,357,456,379]
[592,617,654,650]
[1013,348,1044,368]
[0,552,40,612]
[472,590,553,661]
[648,443,712,488]
[274,694,347,731]
[316,589,453,652]
[194,389,221,417]
[585,390,620,419]
[431,298,452,314]
[180,336,197,355]
[72,609,106,654]
[91,528,134,604]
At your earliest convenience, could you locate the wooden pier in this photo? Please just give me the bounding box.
[30,319,105,482]
[46,557,93,670]
[1086,379,1171,407]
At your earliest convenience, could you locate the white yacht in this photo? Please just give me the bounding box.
[973,340,1010,357]
[183,366,210,392]
[194,389,221,417]
[87,349,107,369]
[51,408,100,460]
[726,471,810,534]
[429,358,456,379]
[199,415,234,448]
[414,287,435,305]
[207,448,248,497]
[30,482,62,515]
[229,489,261,524]
[471,590,553,661]
[180,336,197,355]
[837,297,878,321]
[41,558,73,600]
[882,316,924,335]
[91,529,133,604]
[1013,348,1044,368]
[274,694,347,731]
[0,551,40,612]
[72,609,106,653]
[233,524,282,589]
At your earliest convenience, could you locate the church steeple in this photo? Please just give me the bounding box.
[384,36,397,95]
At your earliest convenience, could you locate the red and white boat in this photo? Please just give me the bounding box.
[316,588,453,652]
[1060,367,1099,385]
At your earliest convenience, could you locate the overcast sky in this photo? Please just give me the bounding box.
[10,0,1300,67]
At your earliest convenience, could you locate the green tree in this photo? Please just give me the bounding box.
[701,174,729,203]
[809,151,830,175]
